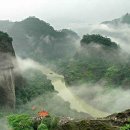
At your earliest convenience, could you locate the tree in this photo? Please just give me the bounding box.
[80,34,119,49]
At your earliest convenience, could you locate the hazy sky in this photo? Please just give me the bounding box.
[0,0,130,29]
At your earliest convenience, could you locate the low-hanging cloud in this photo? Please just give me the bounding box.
[89,23,130,53]
[70,83,130,114]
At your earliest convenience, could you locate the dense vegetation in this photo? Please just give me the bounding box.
[81,34,119,49]
[15,69,54,105]
[59,34,130,88]
[0,31,14,55]
[8,109,130,130]
[121,124,130,130]
[8,114,59,130]
[8,114,34,130]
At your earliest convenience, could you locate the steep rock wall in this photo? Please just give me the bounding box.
[0,31,16,109]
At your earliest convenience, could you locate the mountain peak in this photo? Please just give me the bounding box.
[123,12,130,16]
[102,13,130,25]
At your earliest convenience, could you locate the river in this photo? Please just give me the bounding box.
[36,64,109,118]
[17,58,109,117]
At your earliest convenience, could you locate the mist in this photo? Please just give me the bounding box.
[14,56,129,115]
[0,118,10,130]
[10,16,130,116]
[0,0,130,29]
[70,83,130,114]
[1,1,130,130]
[89,23,130,53]
[13,57,95,119]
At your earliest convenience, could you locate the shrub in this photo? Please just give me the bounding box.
[120,124,130,130]
[8,114,33,130]
[38,123,48,130]
[42,116,59,130]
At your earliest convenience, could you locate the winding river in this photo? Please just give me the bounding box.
[17,58,109,117]
[36,64,109,118]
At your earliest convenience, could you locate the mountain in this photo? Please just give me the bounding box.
[0,31,16,109]
[0,31,56,109]
[0,17,79,63]
[90,13,130,53]
[80,34,119,49]
[59,34,122,85]
[102,13,130,26]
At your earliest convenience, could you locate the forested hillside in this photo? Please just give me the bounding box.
[0,17,79,63]
[59,34,130,89]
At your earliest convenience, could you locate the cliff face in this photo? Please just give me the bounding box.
[0,31,15,109]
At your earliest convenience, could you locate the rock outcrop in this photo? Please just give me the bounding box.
[56,120,119,130]
[0,31,16,109]
[55,109,130,130]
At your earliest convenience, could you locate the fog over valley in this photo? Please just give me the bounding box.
[0,1,130,130]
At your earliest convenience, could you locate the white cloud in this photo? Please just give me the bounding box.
[0,0,130,29]
[70,83,130,113]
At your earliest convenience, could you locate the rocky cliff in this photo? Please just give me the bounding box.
[55,109,130,130]
[0,31,16,109]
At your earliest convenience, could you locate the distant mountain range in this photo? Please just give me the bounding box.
[102,13,130,26]
[0,14,129,63]
[0,17,79,63]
